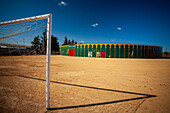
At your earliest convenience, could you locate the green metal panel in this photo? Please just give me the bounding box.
[106,44,110,58]
[61,47,63,55]
[138,45,141,58]
[158,47,161,58]
[78,45,80,57]
[120,45,124,58]
[61,46,69,56]
[62,46,64,55]
[158,47,160,58]
[157,48,158,58]
[152,46,154,54]
[134,45,137,58]
[102,45,105,52]
[97,45,100,52]
[148,46,151,58]
[151,46,153,54]
[157,47,159,57]
[147,46,149,58]
[145,46,148,58]
[80,45,82,57]
[85,45,88,57]
[155,47,158,57]
[93,44,96,57]
[153,47,156,54]
[142,45,144,58]
[62,46,68,56]
[155,47,157,57]
[151,46,153,58]
[75,45,77,56]
[67,46,69,56]
[129,45,133,58]
[62,47,64,55]
[160,47,162,57]
[152,47,155,58]
[111,45,114,58]
[82,45,84,57]
[125,45,128,58]
[89,45,92,52]
[160,47,162,58]
[116,45,119,58]
[64,47,67,56]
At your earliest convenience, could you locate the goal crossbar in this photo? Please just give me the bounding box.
[0,14,50,26]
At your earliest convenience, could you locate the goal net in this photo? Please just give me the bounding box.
[0,14,52,110]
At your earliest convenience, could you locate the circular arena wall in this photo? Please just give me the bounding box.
[60,44,162,58]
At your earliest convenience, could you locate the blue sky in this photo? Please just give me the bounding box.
[0,0,170,51]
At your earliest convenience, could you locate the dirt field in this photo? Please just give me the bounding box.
[0,55,170,113]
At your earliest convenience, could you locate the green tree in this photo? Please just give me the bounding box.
[31,35,40,54]
[68,39,70,45]
[31,29,60,55]
[40,29,47,54]
[62,37,77,45]
[51,35,60,52]
[62,36,68,45]
[71,39,74,44]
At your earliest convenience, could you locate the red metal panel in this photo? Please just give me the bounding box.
[69,49,75,56]
[151,53,156,58]
[101,52,105,58]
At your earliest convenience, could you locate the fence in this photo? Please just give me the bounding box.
[61,44,162,58]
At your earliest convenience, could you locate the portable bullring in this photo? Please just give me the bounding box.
[60,44,162,58]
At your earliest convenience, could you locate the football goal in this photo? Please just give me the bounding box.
[0,14,52,109]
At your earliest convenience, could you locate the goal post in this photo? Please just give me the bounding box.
[46,14,52,110]
[0,14,52,110]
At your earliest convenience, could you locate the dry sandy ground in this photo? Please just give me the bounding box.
[0,55,169,113]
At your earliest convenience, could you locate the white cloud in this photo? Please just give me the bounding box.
[81,41,84,43]
[58,1,67,6]
[92,23,98,27]
[111,38,116,42]
[117,27,122,30]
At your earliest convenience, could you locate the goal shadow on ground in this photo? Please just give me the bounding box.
[16,75,156,110]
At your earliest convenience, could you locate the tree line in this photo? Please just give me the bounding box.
[62,36,77,45]
[31,29,60,54]
[31,30,77,54]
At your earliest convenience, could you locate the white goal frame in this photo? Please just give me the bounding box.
[0,14,52,109]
